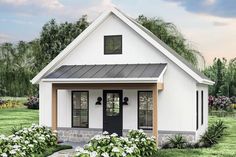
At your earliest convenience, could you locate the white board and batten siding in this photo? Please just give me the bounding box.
[39,13,208,135]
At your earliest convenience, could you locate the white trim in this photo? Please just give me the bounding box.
[31,7,213,85]
[157,65,167,83]
[41,78,160,84]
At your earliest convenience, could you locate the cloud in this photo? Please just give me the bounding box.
[212,21,229,26]
[165,0,236,18]
[0,0,64,15]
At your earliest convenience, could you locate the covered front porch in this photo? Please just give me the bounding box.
[41,63,167,143]
[51,83,164,143]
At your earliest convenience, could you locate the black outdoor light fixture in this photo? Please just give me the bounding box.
[123,97,129,105]
[96,97,102,105]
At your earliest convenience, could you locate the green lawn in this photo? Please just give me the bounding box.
[153,116,236,157]
[0,107,39,135]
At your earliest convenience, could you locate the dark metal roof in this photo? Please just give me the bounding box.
[45,64,167,79]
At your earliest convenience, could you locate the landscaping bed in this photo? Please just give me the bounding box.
[152,116,236,157]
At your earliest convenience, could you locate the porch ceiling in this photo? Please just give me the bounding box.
[43,64,167,83]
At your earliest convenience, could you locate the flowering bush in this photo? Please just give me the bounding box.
[24,96,39,110]
[0,100,21,109]
[127,130,157,156]
[209,96,232,111]
[75,130,157,157]
[0,124,57,157]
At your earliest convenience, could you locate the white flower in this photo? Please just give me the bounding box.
[111,133,118,137]
[12,145,21,149]
[141,138,146,142]
[1,153,7,157]
[24,140,30,144]
[122,152,127,157]
[103,131,109,135]
[125,147,134,154]
[112,147,120,153]
[9,150,16,154]
[28,144,34,148]
[75,146,84,152]
[102,152,109,157]
[90,151,97,157]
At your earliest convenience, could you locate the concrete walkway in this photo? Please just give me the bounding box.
[48,142,86,157]
[49,149,75,157]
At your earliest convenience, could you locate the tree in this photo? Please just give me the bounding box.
[137,15,197,66]
[204,58,236,97]
[36,16,89,71]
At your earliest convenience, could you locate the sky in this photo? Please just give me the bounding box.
[0,0,235,65]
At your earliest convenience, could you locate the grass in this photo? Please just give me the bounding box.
[34,145,73,157]
[153,116,236,157]
[0,107,39,135]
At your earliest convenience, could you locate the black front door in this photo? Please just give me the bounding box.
[103,90,123,136]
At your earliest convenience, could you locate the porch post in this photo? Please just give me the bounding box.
[52,84,58,132]
[152,84,158,144]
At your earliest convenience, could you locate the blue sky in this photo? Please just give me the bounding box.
[0,0,235,64]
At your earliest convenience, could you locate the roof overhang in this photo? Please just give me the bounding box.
[42,78,161,84]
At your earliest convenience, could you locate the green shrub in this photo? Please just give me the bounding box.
[75,130,157,157]
[11,125,23,134]
[199,120,227,147]
[162,134,187,149]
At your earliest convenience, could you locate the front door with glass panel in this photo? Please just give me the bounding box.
[103,90,122,136]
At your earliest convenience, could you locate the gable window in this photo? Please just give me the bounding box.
[104,35,122,54]
[72,91,89,128]
[138,91,153,130]
[201,90,204,125]
[196,91,199,130]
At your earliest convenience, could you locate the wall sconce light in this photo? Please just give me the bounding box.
[123,97,129,105]
[96,97,102,105]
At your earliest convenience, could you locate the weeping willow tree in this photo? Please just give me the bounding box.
[137,15,198,66]
[0,42,36,96]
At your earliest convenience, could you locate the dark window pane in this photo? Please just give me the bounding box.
[138,91,153,129]
[72,92,88,128]
[104,35,122,54]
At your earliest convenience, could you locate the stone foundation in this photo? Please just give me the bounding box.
[158,130,195,146]
[58,128,103,143]
[57,128,196,146]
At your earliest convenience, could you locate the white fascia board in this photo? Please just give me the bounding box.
[157,65,167,83]
[41,78,160,84]
[111,8,205,84]
[31,10,111,84]
[201,79,215,85]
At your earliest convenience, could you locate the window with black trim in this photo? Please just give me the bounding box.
[138,91,153,130]
[196,91,199,130]
[104,35,122,54]
[72,91,89,128]
[201,90,204,125]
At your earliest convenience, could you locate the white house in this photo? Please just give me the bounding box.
[31,7,214,145]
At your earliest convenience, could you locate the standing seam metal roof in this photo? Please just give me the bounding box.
[45,64,167,79]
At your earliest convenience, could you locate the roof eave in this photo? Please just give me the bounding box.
[200,79,215,85]
[41,78,160,84]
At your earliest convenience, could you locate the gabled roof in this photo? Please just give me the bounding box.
[31,7,214,85]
